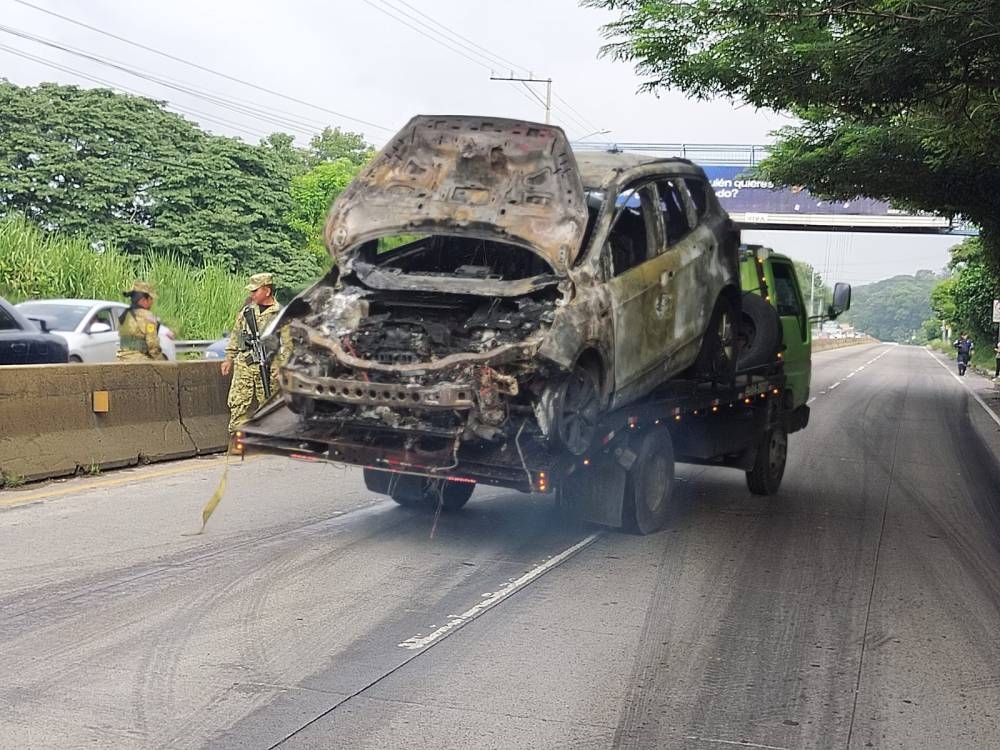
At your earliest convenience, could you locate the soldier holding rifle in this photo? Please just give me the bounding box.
[221,273,288,435]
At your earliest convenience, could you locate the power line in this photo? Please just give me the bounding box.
[388,0,531,76]
[368,0,519,74]
[0,26,325,139]
[13,0,392,133]
[355,0,602,135]
[0,43,273,141]
[552,91,601,134]
[358,0,493,72]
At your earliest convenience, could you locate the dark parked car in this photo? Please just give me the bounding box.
[0,297,70,365]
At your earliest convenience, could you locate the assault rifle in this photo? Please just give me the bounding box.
[242,306,272,400]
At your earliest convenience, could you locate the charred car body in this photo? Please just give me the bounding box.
[273,116,740,460]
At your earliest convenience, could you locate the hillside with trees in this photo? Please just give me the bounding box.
[840,271,943,343]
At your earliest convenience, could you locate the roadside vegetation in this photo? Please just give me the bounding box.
[0,215,246,340]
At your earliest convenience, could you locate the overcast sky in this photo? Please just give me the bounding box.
[1,0,961,284]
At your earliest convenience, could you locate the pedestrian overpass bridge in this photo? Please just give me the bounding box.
[572,142,973,235]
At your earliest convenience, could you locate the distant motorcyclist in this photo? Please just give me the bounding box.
[953,332,974,376]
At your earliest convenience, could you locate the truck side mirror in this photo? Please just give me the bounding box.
[828,282,852,319]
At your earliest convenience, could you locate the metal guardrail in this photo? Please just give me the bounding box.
[571,142,772,166]
[174,340,216,355]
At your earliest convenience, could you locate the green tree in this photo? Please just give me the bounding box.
[587,1,1000,276]
[287,159,361,266]
[792,260,831,317]
[0,82,320,288]
[306,126,375,169]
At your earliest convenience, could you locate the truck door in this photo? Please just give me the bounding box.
[770,259,811,403]
[605,181,673,407]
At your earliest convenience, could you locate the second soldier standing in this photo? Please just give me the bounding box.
[221,273,288,435]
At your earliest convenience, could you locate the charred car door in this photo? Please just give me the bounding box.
[655,178,705,354]
[604,181,676,407]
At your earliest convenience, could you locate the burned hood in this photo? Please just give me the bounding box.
[324,115,588,273]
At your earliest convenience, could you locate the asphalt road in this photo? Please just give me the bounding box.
[2,343,999,750]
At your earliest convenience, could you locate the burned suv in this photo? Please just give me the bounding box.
[275,116,739,456]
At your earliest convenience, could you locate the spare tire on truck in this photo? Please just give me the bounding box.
[736,292,782,370]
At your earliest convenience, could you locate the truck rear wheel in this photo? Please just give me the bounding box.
[745,424,787,495]
[624,429,676,535]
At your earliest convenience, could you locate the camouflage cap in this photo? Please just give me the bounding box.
[245,272,275,291]
[124,280,156,298]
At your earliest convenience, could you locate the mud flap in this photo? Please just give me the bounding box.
[557,451,628,528]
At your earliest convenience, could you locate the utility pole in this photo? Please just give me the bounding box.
[810,267,816,319]
[490,74,552,124]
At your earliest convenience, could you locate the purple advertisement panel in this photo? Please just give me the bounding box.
[703,166,897,216]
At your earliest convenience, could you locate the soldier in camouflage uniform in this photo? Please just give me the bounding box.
[221,273,289,434]
[117,281,164,361]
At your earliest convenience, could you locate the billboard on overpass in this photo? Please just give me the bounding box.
[702,166,952,231]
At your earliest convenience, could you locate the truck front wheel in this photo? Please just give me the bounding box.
[745,424,787,495]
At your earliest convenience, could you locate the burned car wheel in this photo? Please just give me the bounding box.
[388,473,475,511]
[694,295,738,382]
[552,365,601,456]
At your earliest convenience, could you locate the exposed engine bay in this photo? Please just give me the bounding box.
[280,234,571,446]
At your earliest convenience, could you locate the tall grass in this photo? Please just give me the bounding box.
[0,216,247,339]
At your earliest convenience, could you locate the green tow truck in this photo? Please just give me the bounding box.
[239,243,850,535]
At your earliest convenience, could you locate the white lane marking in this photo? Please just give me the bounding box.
[398,532,602,650]
[811,347,892,406]
[685,736,791,750]
[924,349,1000,428]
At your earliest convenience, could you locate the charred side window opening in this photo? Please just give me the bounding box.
[656,179,694,246]
[684,177,708,218]
[356,235,555,281]
[608,184,658,276]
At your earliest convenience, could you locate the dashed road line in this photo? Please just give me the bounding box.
[813,347,892,399]
[398,531,602,650]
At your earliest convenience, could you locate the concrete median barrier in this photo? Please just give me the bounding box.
[812,336,880,352]
[0,361,230,484]
[178,361,231,454]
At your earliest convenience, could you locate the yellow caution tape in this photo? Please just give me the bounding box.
[185,440,238,535]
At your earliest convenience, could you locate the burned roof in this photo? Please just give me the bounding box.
[575,152,703,190]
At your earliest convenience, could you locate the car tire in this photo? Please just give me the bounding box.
[694,295,738,382]
[736,292,782,370]
[552,364,602,456]
[69,355,83,363]
[745,423,787,495]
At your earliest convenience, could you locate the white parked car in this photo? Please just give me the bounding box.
[15,299,176,362]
